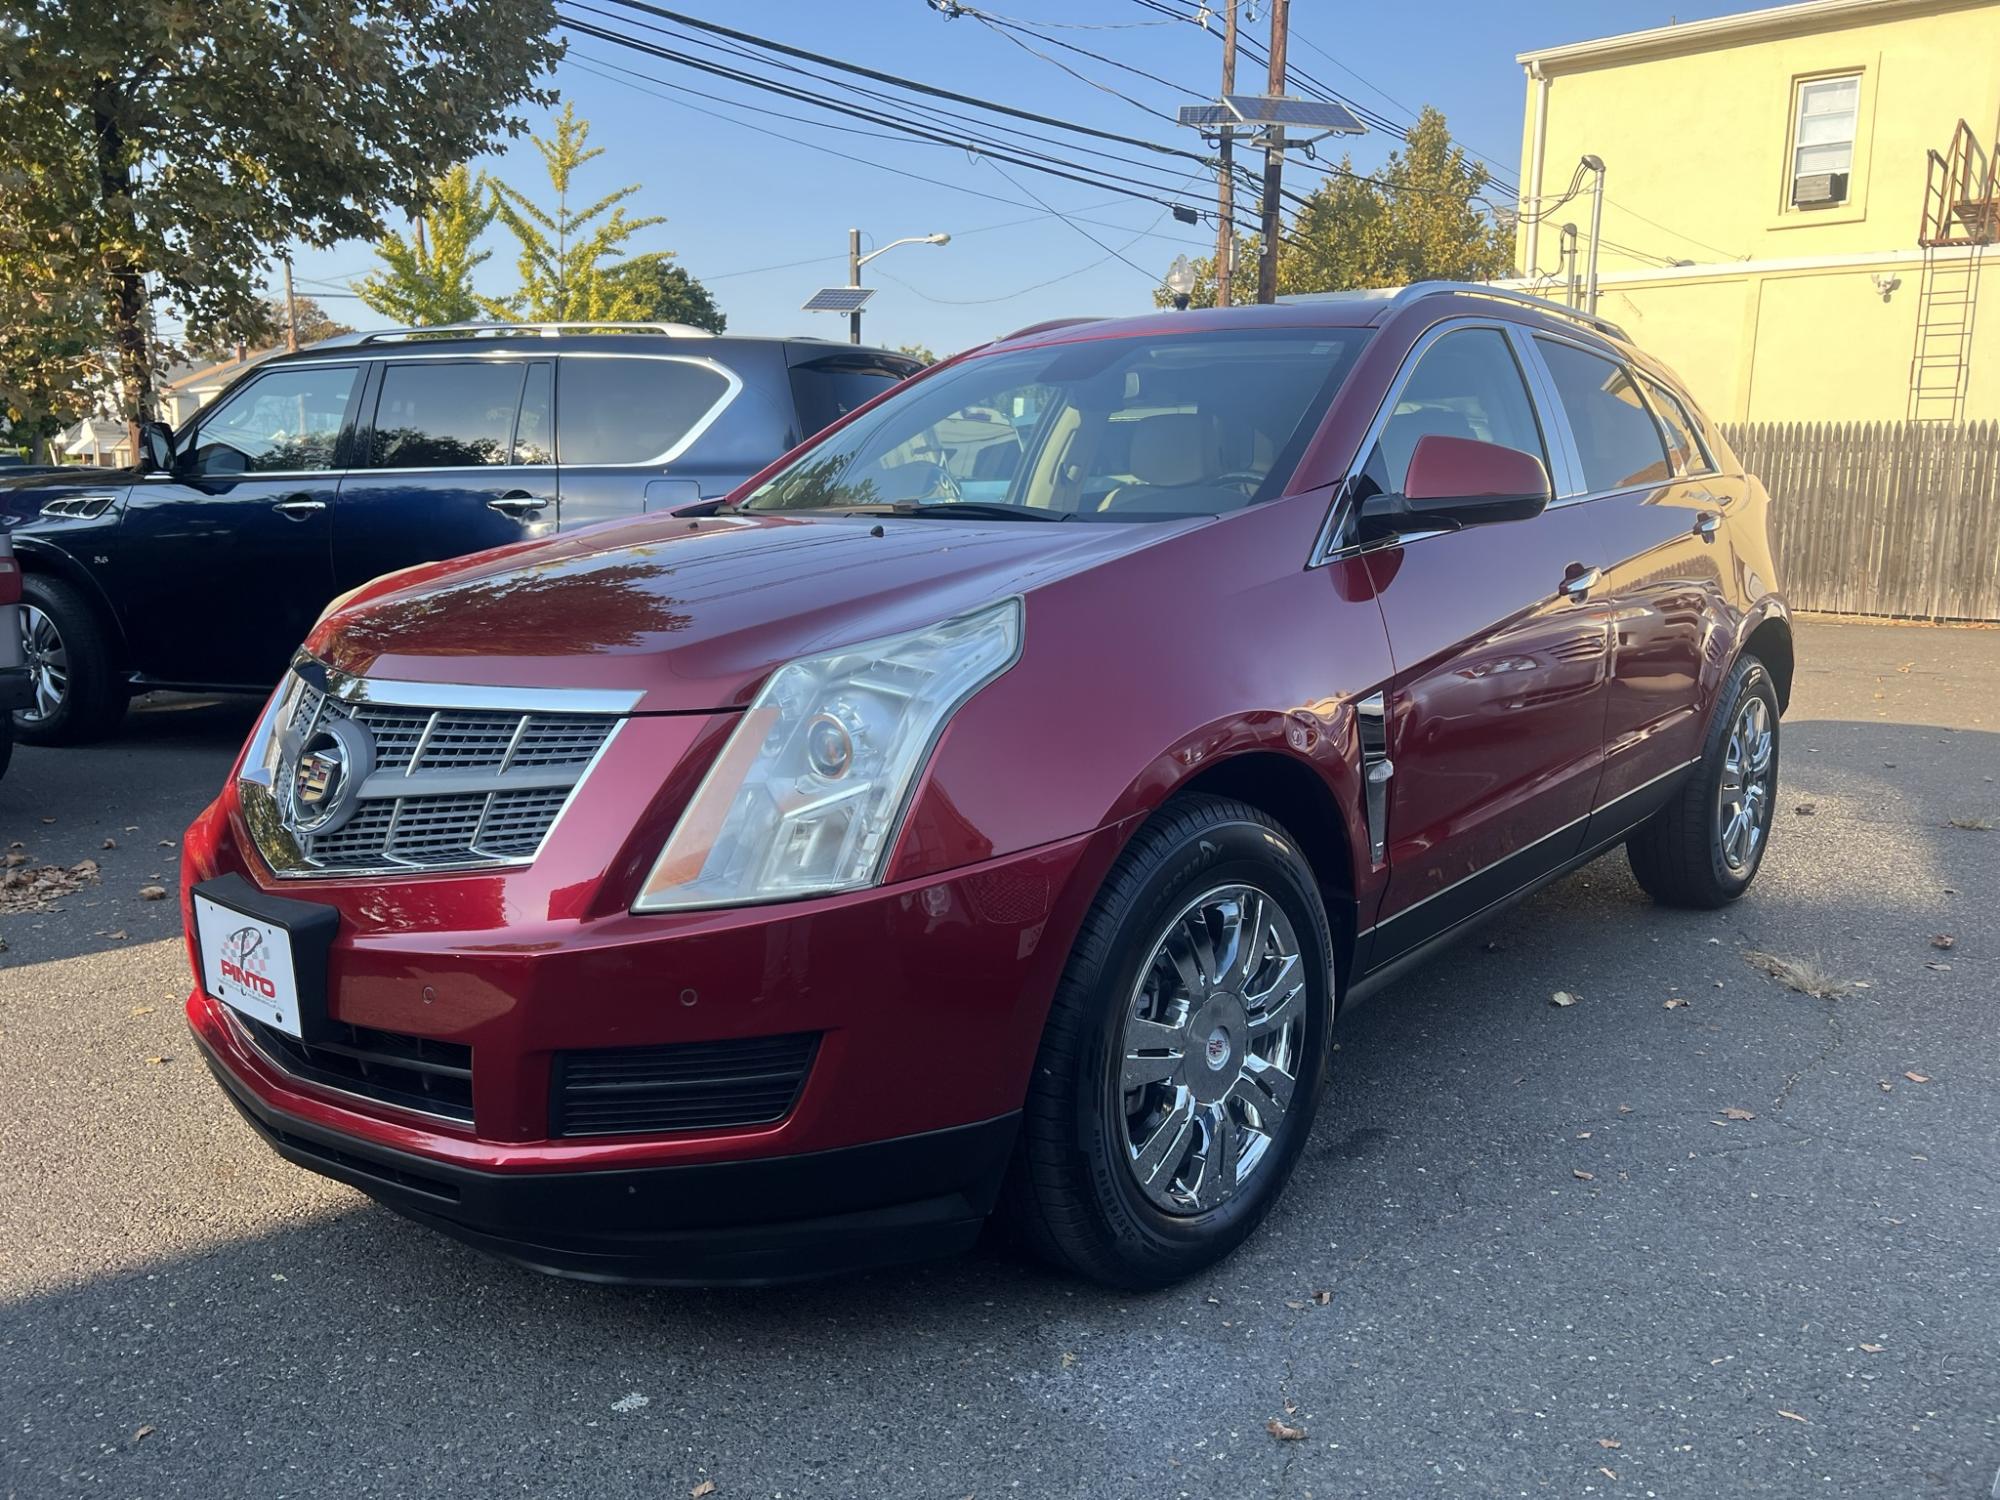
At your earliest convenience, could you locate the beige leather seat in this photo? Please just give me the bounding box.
[1097,412,1236,513]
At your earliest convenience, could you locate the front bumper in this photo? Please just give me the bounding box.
[195,1032,1018,1284]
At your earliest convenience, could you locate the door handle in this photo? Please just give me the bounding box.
[271,495,325,520]
[1692,511,1721,541]
[1559,564,1601,600]
[486,490,549,516]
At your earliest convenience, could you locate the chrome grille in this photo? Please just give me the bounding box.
[266,676,623,875]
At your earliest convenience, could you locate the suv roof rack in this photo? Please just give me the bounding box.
[1377,282,1628,341]
[322,321,717,347]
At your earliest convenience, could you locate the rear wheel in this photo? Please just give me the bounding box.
[1004,794,1335,1288]
[1627,653,1780,908]
[14,574,127,746]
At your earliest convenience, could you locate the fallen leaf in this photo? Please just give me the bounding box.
[144,1055,171,1066]
[1267,1418,1307,1442]
[1550,990,1578,1008]
[158,838,177,848]
[1925,961,1951,971]
[1597,1438,1622,1449]
[1599,1467,1618,1480]
[1722,1107,1756,1121]
[1313,1290,1331,1305]
[1860,1343,1884,1354]
[3,852,25,868]
[102,838,118,850]
[1059,1351,1077,1370]
[129,1005,153,1017]
[1778,1409,1808,1423]
[1573,1169,1595,1181]
[609,1392,649,1413]
[39,816,53,824]
[1283,1398,1298,1415]
[1904,1071,1930,1083]
[690,1483,716,1499]
[1794,802,1817,815]
[1284,1299,1305,1310]
[133,1424,156,1443]
[107,930,127,941]
[138,885,168,901]
[1663,997,1689,1009]
[1617,1104,1633,1114]
[1931,934,1956,949]
[1946,815,1994,831]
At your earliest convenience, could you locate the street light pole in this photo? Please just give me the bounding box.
[848,227,863,345]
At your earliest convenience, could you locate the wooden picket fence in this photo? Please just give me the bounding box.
[1718,420,2000,622]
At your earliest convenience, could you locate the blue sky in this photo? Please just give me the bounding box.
[283,0,1767,354]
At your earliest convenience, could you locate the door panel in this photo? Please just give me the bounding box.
[1533,343,1719,814]
[1345,324,1614,963]
[331,358,557,591]
[112,361,359,688]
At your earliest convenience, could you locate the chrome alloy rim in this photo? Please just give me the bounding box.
[18,604,67,723]
[1718,696,1775,872]
[1116,883,1306,1215]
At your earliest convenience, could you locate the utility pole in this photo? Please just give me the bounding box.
[848,228,863,345]
[1214,0,1239,308]
[282,258,300,353]
[1256,0,1289,304]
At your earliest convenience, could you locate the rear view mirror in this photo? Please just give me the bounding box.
[1360,434,1552,537]
[138,420,176,474]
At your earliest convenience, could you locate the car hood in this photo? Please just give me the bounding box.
[312,510,1201,712]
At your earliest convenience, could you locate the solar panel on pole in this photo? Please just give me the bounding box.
[802,287,876,313]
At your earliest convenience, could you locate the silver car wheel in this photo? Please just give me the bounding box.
[1718,695,1774,873]
[19,604,68,724]
[1117,883,1306,1215]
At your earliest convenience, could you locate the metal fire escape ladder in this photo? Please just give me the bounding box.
[1909,119,1996,422]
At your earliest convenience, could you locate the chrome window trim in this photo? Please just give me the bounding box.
[557,352,746,469]
[1633,373,1719,479]
[1308,316,1578,568]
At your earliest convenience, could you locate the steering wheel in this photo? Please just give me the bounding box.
[1210,471,1266,496]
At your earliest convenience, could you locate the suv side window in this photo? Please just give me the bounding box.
[1536,339,1673,492]
[559,356,733,466]
[1638,376,1713,477]
[1362,327,1546,497]
[369,361,528,469]
[187,363,360,476]
[789,359,911,438]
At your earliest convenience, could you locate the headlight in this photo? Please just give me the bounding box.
[633,598,1023,912]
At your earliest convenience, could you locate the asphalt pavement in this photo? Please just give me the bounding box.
[2,619,1996,1499]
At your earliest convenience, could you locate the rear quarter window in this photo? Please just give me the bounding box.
[789,361,912,439]
[1535,339,1673,493]
[559,356,735,466]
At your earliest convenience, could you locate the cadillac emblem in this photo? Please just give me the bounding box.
[283,717,373,835]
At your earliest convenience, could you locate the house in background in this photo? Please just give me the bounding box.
[158,348,280,427]
[1513,0,1998,423]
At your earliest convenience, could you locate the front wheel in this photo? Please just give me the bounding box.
[13,574,127,746]
[1004,794,1335,1288]
[1627,653,1780,908]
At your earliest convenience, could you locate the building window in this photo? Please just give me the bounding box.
[1790,74,1860,209]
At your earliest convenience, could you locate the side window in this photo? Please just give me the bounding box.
[1536,340,1672,492]
[1363,327,1546,496]
[369,361,526,469]
[559,357,732,466]
[1639,377,1713,477]
[789,361,910,438]
[515,362,554,464]
[188,363,360,476]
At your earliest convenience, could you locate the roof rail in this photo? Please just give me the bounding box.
[331,320,716,345]
[1374,282,1629,341]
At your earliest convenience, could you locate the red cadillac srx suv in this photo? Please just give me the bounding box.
[182,285,1791,1288]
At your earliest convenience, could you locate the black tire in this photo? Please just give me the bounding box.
[1003,793,1335,1289]
[1627,653,1780,909]
[13,573,128,746]
[0,716,12,784]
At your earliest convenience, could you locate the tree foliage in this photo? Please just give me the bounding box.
[354,164,497,327]
[897,343,939,366]
[0,208,111,453]
[604,257,726,333]
[482,103,670,322]
[0,0,563,437]
[1157,108,1514,309]
[191,294,354,359]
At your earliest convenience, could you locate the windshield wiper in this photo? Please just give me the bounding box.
[839,501,1071,522]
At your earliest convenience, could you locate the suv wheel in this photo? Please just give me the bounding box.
[1005,793,1334,1288]
[15,575,127,746]
[1627,653,1780,908]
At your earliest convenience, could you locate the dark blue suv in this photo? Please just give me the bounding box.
[1,323,919,743]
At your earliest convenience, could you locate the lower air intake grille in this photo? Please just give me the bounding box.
[550,1033,819,1137]
[235,1013,474,1124]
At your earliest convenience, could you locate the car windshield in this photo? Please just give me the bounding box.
[740,325,1371,521]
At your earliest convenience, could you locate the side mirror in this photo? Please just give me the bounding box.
[138,420,177,474]
[1360,434,1552,538]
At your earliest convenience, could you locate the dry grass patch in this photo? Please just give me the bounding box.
[1743,950,1857,1000]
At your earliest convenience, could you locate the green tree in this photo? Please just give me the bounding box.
[0,2,562,447]
[896,343,939,366]
[354,165,497,327]
[0,206,111,458]
[484,103,666,322]
[604,256,727,332]
[1157,108,1513,308]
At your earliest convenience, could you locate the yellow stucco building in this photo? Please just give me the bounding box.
[1512,0,1999,423]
